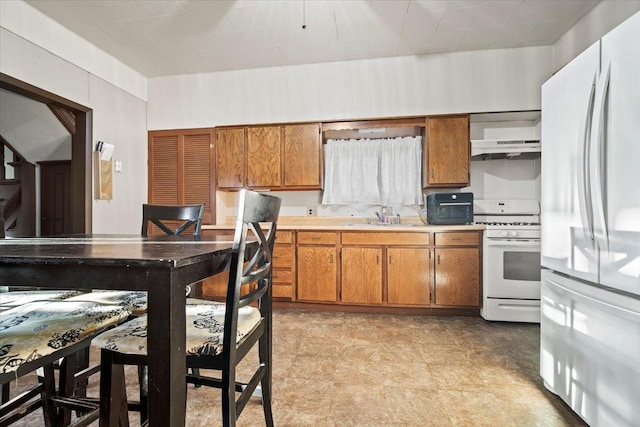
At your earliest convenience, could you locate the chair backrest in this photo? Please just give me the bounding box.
[223,190,281,349]
[141,204,205,236]
[1,204,5,238]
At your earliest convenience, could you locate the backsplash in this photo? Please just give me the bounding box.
[215,190,425,224]
[463,158,541,201]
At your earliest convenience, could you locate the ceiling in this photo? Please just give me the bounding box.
[26,0,599,77]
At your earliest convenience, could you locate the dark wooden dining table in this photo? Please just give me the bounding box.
[0,234,246,426]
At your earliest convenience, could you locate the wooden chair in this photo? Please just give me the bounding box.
[0,300,132,426]
[141,203,204,237]
[142,203,204,298]
[94,190,281,426]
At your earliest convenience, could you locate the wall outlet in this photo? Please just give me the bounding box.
[307,206,317,216]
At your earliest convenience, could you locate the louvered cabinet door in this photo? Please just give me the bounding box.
[283,123,322,188]
[148,129,215,225]
[148,132,179,206]
[216,127,245,188]
[246,126,281,188]
[183,130,214,224]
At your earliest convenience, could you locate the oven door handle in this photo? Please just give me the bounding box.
[486,240,540,248]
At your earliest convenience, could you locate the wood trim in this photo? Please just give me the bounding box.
[1,73,91,234]
[322,117,426,131]
[273,301,480,317]
[1,135,27,164]
[73,110,91,233]
[48,104,76,134]
[0,73,90,112]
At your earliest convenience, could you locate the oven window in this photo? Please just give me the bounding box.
[503,251,541,281]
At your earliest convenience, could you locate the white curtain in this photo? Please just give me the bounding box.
[322,136,422,206]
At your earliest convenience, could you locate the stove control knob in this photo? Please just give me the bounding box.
[509,231,518,237]
[501,231,508,237]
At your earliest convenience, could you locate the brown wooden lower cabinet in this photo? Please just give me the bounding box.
[433,232,481,307]
[341,247,383,304]
[387,247,431,305]
[296,232,339,302]
[204,228,480,311]
[296,246,338,302]
[272,231,295,300]
[321,230,478,310]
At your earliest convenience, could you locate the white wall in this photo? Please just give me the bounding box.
[148,47,552,130]
[88,75,148,234]
[552,1,640,72]
[1,1,148,233]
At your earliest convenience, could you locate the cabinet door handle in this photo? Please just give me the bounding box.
[328,254,333,263]
[376,255,380,265]
[437,255,441,264]
[388,255,392,265]
[431,169,434,179]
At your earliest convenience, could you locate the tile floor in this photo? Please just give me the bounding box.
[7,309,588,426]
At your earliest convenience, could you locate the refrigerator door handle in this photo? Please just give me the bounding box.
[577,73,597,246]
[590,62,611,252]
[546,276,640,317]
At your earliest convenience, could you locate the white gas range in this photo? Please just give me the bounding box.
[474,199,541,323]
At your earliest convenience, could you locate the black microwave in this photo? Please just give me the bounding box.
[426,193,474,225]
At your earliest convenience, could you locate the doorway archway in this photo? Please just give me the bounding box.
[1,73,92,234]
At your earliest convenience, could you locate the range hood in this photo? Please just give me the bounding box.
[471,139,541,160]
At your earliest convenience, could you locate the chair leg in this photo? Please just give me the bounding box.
[74,347,91,398]
[191,367,201,387]
[137,365,149,424]
[58,352,77,426]
[99,349,129,427]
[40,363,58,427]
[259,331,274,427]
[1,382,9,404]
[222,370,237,427]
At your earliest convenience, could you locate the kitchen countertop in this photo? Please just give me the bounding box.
[202,217,484,232]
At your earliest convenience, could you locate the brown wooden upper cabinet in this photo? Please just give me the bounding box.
[216,127,245,188]
[148,128,215,224]
[283,124,322,188]
[247,125,282,187]
[423,115,470,188]
[216,123,322,190]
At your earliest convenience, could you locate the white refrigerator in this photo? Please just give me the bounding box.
[540,12,640,427]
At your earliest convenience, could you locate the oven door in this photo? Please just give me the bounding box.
[484,238,541,299]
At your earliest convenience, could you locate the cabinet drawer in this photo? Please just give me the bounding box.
[297,232,338,245]
[273,284,292,299]
[435,232,480,246]
[275,230,293,244]
[342,232,429,246]
[273,269,292,283]
[273,245,293,267]
[203,229,235,236]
